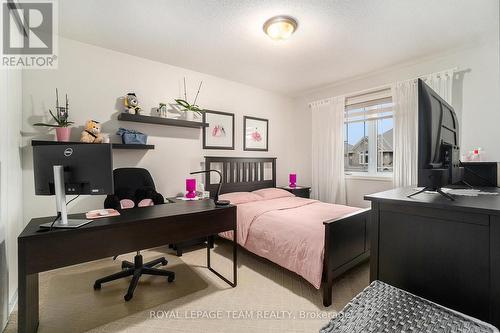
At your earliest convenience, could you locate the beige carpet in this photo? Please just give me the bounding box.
[5,240,369,333]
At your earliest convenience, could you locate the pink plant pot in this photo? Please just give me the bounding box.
[55,127,71,142]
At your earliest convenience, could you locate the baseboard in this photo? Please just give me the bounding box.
[1,289,18,331]
[8,289,17,314]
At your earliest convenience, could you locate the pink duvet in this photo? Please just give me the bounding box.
[220,196,361,289]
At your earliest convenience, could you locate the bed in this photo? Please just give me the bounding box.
[202,156,370,307]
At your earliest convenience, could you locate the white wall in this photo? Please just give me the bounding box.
[0,68,23,325]
[344,177,393,208]
[21,37,294,221]
[290,36,500,207]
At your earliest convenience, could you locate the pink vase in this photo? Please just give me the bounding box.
[55,127,71,142]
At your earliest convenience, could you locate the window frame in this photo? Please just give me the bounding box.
[344,88,394,179]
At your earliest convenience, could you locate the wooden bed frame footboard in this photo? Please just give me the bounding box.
[322,208,371,306]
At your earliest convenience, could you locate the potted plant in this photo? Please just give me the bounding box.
[174,78,204,121]
[33,89,74,142]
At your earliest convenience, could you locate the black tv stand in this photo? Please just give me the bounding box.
[366,186,500,327]
[407,187,455,201]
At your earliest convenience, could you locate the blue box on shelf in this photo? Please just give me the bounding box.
[117,128,148,145]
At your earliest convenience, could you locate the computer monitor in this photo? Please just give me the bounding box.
[33,143,114,228]
[410,79,463,199]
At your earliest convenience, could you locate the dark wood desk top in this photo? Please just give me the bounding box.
[18,198,238,333]
[20,199,235,241]
[365,186,500,216]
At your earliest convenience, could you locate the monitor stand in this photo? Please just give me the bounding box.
[407,187,455,201]
[39,165,93,229]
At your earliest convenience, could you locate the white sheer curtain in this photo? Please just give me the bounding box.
[424,70,454,104]
[392,69,455,187]
[311,96,346,204]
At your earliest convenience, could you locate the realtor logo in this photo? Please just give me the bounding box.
[1,0,58,68]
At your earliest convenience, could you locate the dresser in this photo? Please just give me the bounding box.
[365,187,500,328]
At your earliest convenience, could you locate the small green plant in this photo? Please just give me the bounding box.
[174,78,204,117]
[33,109,74,128]
[33,89,74,128]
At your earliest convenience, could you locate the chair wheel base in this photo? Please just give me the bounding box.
[94,254,175,302]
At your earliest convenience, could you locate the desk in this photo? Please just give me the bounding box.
[18,200,237,333]
[365,187,500,328]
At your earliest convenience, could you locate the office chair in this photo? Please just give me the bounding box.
[94,168,175,301]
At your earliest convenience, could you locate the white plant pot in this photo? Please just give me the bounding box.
[185,111,194,121]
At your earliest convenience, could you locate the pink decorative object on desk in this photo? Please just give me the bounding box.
[85,209,120,219]
[289,173,297,188]
[186,178,197,199]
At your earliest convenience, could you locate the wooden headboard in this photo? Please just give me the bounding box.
[203,156,277,197]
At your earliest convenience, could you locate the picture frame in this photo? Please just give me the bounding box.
[243,116,268,151]
[203,110,235,150]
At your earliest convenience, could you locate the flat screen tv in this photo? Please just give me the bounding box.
[409,79,463,200]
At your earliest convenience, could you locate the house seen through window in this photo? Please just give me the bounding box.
[344,89,393,175]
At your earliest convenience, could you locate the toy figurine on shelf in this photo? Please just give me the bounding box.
[80,120,104,143]
[124,92,142,114]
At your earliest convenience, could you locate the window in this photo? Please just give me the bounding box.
[359,151,368,165]
[344,88,393,175]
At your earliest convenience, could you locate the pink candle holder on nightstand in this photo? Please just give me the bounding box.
[185,178,197,199]
[289,173,297,188]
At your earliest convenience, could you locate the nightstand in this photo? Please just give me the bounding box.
[279,186,311,198]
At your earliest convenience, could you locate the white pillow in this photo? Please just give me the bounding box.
[252,188,295,200]
[218,192,263,205]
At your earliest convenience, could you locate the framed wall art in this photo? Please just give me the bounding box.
[203,110,235,150]
[243,116,268,151]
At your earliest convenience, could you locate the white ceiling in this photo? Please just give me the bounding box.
[59,0,498,96]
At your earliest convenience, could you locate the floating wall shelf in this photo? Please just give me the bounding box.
[31,140,155,150]
[117,113,208,128]
[111,143,155,150]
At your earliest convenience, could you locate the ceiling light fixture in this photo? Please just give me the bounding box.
[263,15,298,41]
